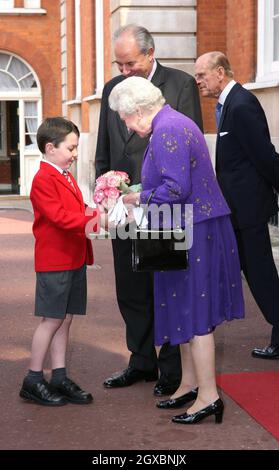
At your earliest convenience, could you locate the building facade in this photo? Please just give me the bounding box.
[0,0,278,203]
[0,0,61,196]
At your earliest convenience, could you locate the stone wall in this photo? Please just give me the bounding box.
[110,0,198,76]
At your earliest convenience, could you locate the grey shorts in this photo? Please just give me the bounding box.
[35,264,87,319]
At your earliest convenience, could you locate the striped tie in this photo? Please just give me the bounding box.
[62,170,75,191]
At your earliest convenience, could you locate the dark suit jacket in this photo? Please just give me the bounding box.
[95,62,203,184]
[216,82,279,229]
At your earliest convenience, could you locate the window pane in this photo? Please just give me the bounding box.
[0,53,9,70]
[24,0,41,7]
[8,57,30,80]
[20,74,38,89]
[25,101,37,116]
[274,0,279,15]
[0,71,19,90]
[25,102,38,149]
[0,1,14,8]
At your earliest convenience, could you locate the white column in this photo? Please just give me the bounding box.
[95,0,104,95]
[75,0,82,100]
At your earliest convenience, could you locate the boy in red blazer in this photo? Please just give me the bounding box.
[19,117,101,406]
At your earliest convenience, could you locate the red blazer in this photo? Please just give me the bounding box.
[30,161,99,272]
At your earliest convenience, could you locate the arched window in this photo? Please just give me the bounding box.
[0,52,42,195]
[0,52,39,91]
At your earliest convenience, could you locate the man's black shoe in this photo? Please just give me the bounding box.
[19,379,67,406]
[103,366,158,388]
[251,344,279,359]
[154,377,180,397]
[156,388,198,409]
[50,377,93,404]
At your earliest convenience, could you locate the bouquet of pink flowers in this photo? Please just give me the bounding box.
[93,170,141,210]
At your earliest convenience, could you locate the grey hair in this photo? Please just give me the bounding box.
[109,76,165,116]
[206,51,234,78]
[113,24,155,54]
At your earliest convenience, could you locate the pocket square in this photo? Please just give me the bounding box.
[219,131,229,137]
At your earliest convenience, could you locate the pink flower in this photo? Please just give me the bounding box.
[93,189,105,204]
[107,187,120,199]
[95,175,107,190]
[107,175,122,188]
[115,171,130,183]
[93,170,134,211]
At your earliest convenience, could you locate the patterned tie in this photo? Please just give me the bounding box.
[62,170,75,191]
[215,102,223,129]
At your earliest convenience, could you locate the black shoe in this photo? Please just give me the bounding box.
[153,377,180,397]
[19,379,67,406]
[172,398,224,424]
[50,377,93,404]
[103,366,158,388]
[251,344,279,359]
[156,388,198,409]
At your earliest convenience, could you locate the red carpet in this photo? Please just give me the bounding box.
[217,371,279,441]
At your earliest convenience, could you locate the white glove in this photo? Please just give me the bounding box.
[108,196,128,226]
[133,207,148,228]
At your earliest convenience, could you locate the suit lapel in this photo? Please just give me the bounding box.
[216,82,242,145]
[58,171,84,205]
[40,162,83,204]
[151,61,165,88]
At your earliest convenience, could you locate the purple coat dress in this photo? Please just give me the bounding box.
[140,105,245,346]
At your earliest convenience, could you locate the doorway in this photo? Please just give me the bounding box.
[0,101,20,194]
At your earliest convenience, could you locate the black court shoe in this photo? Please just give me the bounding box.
[156,388,198,409]
[172,398,224,424]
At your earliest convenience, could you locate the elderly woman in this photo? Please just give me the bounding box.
[109,76,244,425]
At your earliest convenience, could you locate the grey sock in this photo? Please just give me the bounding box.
[51,367,67,385]
[25,369,44,385]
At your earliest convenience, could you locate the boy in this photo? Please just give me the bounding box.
[19,117,100,406]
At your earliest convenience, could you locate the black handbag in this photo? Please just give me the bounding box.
[131,192,188,272]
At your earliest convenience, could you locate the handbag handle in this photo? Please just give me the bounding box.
[137,190,185,229]
[137,190,155,228]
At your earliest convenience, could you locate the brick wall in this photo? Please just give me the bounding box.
[80,0,95,132]
[0,0,62,118]
[197,0,226,133]
[197,0,257,133]
[103,0,111,84]
[227,0,256,84]
[66,0,75,102]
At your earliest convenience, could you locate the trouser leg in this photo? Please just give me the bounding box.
[235,224,279,343]
[112,235,181,379]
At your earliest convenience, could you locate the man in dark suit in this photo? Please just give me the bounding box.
[95,24,203,395]
[195,51,279,359]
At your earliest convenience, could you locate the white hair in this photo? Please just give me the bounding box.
[109,76,165,116]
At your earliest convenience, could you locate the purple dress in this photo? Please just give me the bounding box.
[140,105,245,346]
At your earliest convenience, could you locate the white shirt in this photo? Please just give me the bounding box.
[218,80,236,106]
[147,59,157,81]
[43,159,63,174]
